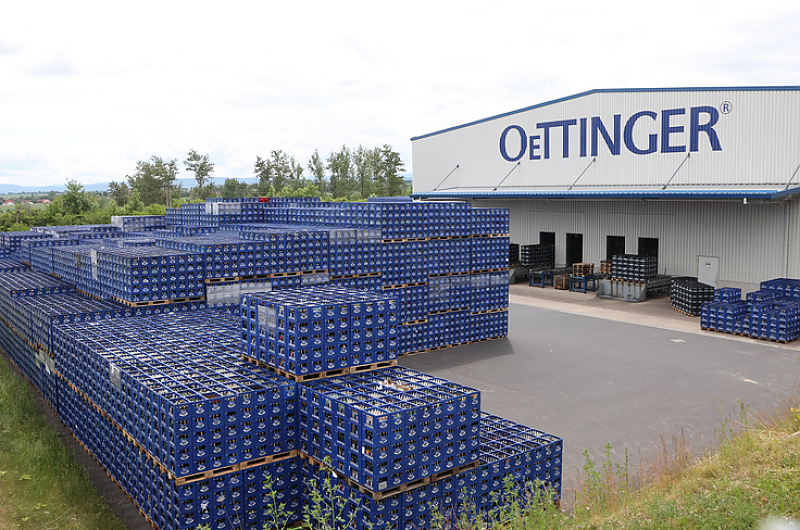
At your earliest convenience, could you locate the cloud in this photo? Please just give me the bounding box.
[30,57,77,76]
[0,41,15,54]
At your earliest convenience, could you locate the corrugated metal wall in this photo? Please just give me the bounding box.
[473,198,800,284]
[412,89,800,194]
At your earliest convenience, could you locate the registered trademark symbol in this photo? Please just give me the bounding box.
[720,101,732,114]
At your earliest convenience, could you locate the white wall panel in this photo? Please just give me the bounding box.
[413,88,800,193]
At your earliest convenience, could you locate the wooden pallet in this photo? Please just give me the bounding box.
[205,276,239,284]
[470,268,509,275]
[398,348,430,357]
[241,354,397,380]
[348,360,398,374]
[300,452,480,500]
[110,295,205,307]
[329,272,381,280]
[428,307,469,316]
[383,281,428,290]
[241,354,349,382]
[381,237,430,243]
[76,288,104,301]
[672,306,700,317]
[400,318,429,326]
[428,271,470,278]
[470,308,508,316]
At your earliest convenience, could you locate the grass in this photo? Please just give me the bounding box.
[0,354,124,530]
[484,398,800,530]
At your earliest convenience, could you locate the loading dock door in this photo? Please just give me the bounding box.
[606,236,625,260]
[566,233,583,266]
[638,237,659,259]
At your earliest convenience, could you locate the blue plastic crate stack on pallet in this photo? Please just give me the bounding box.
[158,234,262,281]
[11,293,130,356]
[298,366,480,490]
[698,280,800,342]
[50,309,302,530]
[17,237,78,265]
[94,247,205,305]
[0,230,53,251]
[297,368,562,530]
[49,244,107,300]
[0,271,78,411]
[166,202,219,227]
[237,226,330,277]
[760,278,800,300]
[0,257,30,273]
[700,300,748,333]
[240,286,399,379]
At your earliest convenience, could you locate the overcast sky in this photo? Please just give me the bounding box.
[2,0,799,188]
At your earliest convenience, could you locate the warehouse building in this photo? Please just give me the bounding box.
[411,87,800,289]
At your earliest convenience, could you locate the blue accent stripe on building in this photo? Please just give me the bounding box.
[410,86,800,142]
[411,187,800,201]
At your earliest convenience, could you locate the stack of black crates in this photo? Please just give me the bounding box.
[0,197,563,530]
[519,244,555,268]
[611,255,657,282]
[671,277,714,316]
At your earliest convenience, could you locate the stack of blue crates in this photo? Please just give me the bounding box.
[0,198,549,530]
[0,230,53,251]
[714,287,741,303]
[700,300,748,332]
[54,310,298,478]
[8,293,129,355]
[761,278,800,299]
[238,227,329,276]
[299,412,561,530]
[241,287,399,376]
[0,258,30,273]
[58,376,302,530]
[700,279,800,342]
[17,237,79,265]
[298,366,481,490]
[94,247,205,303]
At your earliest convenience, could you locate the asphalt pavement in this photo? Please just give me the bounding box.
[400,285,800,502]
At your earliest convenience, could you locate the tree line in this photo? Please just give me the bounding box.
[107,145,408,208]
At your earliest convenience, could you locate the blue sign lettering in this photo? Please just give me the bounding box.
[498,106,723,162]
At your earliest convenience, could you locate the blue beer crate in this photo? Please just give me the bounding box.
[714,287,742,303]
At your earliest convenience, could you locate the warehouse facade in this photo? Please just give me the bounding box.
[411,87,800,288]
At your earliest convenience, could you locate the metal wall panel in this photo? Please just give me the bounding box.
[472,198,798,285]
[413,88,800,194]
